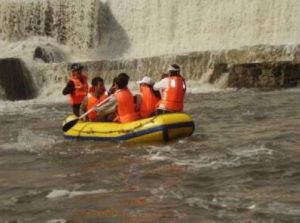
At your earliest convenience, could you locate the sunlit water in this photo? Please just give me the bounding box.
[0,89,299,223]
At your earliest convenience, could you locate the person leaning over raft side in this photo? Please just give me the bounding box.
[94,73,140,123]
[80,77,108,121]
[136,76,160,118]
[62,63,88,116]
[153,64,186,114]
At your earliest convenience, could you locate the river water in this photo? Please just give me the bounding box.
[0,89,299,223]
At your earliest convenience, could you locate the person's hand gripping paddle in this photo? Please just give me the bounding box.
[62,94,113,132]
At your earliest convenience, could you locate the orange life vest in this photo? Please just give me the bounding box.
[139,85,160,118]
[69,74,88,105]
[159,76,186,112]
[115,88,140,123]
[86,92,108,121]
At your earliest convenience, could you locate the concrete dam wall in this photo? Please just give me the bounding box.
[93,0,300,87]
[0,0,299,99]
[106,0,300,59]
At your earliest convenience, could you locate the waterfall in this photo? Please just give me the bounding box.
[106,0,300,59]
[0,0,100,49]
[0,0,299,98]
[1,0,299,59]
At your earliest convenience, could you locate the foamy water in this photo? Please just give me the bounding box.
[0,89,299,222]
[46,188,110,199]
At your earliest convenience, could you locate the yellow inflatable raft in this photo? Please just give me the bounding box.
[63,113,194,142]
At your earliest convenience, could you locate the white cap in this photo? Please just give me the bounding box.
[167,64,180,72]
[137,76,154,85]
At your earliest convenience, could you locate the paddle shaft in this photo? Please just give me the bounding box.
[78,94,113,120]
[62,92,118,132]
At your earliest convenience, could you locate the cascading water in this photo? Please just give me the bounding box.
[0,0,299,98]
[0,0,99,49]
[106,0,300,58]
[1,0,299,58]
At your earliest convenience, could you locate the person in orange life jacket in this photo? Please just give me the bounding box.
[94,73,140,123]
[97,76,119,122]
[153,64,186,114]
[135,76,161,118]
[62,63,88,116]
[80,77,108,121]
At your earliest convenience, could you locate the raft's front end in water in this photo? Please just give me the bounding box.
[63,113,195,142]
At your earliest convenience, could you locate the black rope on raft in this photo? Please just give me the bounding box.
[73,117,157,135]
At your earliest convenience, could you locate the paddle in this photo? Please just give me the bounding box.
[62,94,113,132]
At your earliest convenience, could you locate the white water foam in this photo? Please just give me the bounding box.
[46,188,110,199]
[0,97,66,115]
[186,196,256,212]
[144,145,277,171]
[175,146,276,170]
[0,38,69,60]
[146,152,169,161]
[230,146,274,158]
[187,81,235,94]
[46,220,66,223]
[1,129,62,153]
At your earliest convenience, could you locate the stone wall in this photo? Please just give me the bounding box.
[77,45,300,88]
[212,63,300,88]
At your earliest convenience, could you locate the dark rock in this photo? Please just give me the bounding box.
[0,58,37,100]
[33,45,66,63]
[209,63,228,83]
[227,63,300,88]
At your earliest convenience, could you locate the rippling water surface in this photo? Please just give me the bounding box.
[0,89,299,223]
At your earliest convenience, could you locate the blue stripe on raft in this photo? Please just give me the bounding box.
[64,121,195,141]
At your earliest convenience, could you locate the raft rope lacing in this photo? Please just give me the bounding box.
[73,116,158,135]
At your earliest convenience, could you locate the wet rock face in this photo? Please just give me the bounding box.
[0,58,37,100]
[33,45,66,63]
[226,63,300,88]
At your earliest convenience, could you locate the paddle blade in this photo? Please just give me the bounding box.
[62,115,79,132]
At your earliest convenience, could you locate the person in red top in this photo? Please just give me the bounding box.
[80,77,108,121]
[95,73,140,123]
[153,64,186,114]
[62,63,88,116]
[136,76,161,118]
